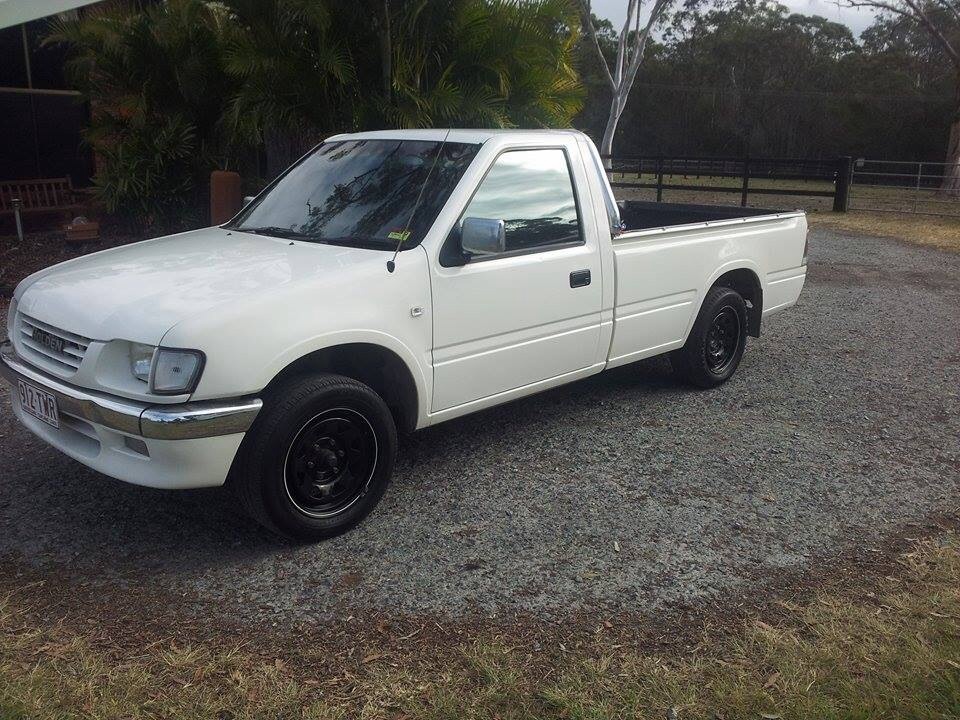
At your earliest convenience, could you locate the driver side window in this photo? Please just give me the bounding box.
[453,148,582,258]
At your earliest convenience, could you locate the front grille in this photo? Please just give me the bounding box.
[18,313,90,373]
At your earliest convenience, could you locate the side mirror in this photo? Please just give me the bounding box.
[461,217,506,257]
[242,195,256,207]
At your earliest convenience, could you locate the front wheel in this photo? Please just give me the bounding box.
[670,286,748,388]
[232,373,397,541]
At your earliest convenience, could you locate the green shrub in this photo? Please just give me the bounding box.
[49,0,585,231]
[48,0,243,231]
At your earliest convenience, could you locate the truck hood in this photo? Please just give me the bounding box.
[15,227,389,345]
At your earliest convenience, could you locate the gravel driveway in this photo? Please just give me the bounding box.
[0,228,958,625]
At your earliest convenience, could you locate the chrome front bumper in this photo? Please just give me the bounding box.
[0,340,261,440]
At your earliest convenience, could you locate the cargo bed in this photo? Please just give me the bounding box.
[617,200,787,231]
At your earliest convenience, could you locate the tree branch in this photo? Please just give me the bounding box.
[846,0,917,19]
[614,0,639,86]
[576,0,615,90]
[624,0,669,87]
[846,0,960,66]
[933,0,960,26]
[625,0,640,68]
[903,0,960,65]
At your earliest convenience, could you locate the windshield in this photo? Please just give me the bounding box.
[229,139,480,249]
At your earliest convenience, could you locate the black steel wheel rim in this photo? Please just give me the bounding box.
[283,407,378,518]
[705,305,741,374]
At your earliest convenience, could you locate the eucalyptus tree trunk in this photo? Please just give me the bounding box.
[579,0,672,167]
[942,77,960,197]
[600,94,626,160]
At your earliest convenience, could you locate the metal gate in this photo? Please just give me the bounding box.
[850,159,960,216]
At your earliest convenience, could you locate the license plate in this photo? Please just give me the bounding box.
[17,380,60,429]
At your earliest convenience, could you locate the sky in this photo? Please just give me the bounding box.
[590,0,880,37]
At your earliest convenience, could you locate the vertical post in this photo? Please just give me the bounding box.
[656,156,664,203]
[12,198,24,243]
[740,157,750,207]
[915,162,922,213]
[210,170,242,225]
[833,156,853,212]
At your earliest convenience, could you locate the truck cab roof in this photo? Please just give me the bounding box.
[326,128,590,145]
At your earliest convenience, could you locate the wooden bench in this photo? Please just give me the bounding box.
[0,177,85,219]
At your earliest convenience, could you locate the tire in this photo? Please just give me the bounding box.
[670,286,748,388]
[231,373,397,542]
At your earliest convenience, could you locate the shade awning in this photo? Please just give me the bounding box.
[0,0,105,30]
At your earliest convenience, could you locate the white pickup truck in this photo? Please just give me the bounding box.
[2,129,807,540]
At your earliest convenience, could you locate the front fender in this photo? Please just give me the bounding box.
[186,327,432,430]
[257,330,431,427]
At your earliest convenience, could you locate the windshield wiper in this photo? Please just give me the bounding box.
[241,226,311,240]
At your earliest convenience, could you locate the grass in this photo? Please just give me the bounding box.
[611,172,960,215]
[807,211,960,252]
[611,174,960,251]
[2,536,959,719]
[613,175,837,213]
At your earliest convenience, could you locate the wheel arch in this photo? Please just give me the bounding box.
[260,334,425,434]
[703,262,764,338]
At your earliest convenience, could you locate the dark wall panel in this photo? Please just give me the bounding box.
[0,21,93,186]
[34,95,93,185]
[0,93,39,179]
[26,20,70,90]
[0,93,92,185]
[0,26,28,87]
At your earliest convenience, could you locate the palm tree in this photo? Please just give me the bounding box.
[221,0,584,166]
[218,0,357,174]
[50,0,586,227]
[47,0,241,229]
[367,0,585,129]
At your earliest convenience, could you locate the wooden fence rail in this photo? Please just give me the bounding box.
[602,155,853,212]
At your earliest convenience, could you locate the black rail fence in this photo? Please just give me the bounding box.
[602,155,853,212]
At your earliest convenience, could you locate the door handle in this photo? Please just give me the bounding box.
[569,269,591,288]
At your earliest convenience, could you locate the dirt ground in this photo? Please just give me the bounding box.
[0,227,958,638]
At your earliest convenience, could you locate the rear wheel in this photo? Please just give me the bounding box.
[232,373,396,541]
[670,286,748,388]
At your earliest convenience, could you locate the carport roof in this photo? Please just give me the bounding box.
[0,0,105,30]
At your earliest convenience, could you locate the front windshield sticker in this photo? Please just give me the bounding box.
[387,230,412,242]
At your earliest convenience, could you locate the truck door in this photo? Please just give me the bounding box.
[430,146,603,412]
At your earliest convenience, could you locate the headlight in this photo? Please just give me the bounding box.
[151,348,205,394]
[129,343,155,383]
